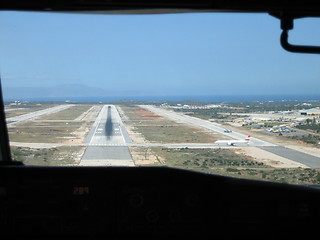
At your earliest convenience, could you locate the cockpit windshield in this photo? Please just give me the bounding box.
[1,11,320,185]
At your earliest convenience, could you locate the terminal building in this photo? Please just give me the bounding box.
[300,108,320,115]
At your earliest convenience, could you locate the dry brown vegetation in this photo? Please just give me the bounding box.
[121,106,220,143]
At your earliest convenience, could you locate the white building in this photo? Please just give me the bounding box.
[299,108,320,115]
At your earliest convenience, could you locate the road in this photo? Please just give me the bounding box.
[80,105,134,166]
[141,105,320,168]
[6,104,74,126]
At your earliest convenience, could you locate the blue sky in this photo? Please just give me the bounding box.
[0,11,319,97]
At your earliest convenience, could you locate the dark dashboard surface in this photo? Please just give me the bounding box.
[0,166,319,239]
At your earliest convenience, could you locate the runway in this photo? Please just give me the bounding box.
[141,105,320,168]
[80,105,134,166]
[141,105,275,147]
[6,104,74,126]
[9,104,319,168]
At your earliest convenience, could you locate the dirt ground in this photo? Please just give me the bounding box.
[9,105,101,145]
[65,124,91,144]
[132,107,165,120]
[125,125,148,144]
[129,147,164,165]
[119,106,162,165]
[75,105,102,121]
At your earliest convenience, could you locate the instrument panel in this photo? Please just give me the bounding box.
[0,166,319,239]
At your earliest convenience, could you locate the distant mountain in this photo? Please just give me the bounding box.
[2,84,141,101]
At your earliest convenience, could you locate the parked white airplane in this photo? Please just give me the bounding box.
[215,136,251,146]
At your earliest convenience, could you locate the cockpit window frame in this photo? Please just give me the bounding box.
[0,79,13,164]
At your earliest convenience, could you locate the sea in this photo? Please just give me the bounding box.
[4,94,320,103]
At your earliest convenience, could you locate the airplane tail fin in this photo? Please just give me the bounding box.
[245,136,251,142]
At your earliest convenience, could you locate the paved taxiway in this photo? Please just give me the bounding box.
[141,105,320,168]
[80,105,134,166]
[141,105,275,147]
[259,146,320,168]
